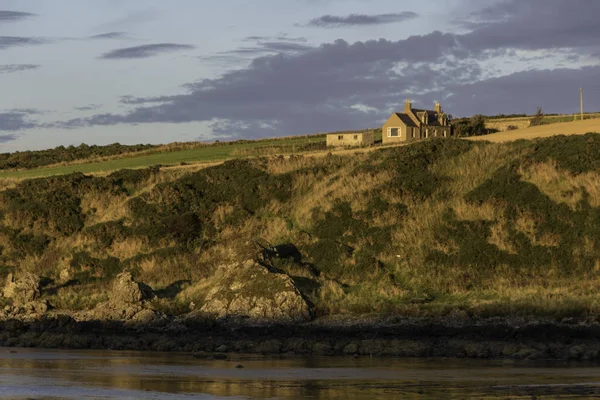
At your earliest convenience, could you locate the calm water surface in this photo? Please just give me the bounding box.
[0,347,599,399]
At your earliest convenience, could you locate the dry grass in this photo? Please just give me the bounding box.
[520,161,600,208]
[108,237,148,260]
[468,118,600,143]
[291,162,392,230]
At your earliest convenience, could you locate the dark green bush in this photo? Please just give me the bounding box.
[525,133,600,174]
[69,251,121,281]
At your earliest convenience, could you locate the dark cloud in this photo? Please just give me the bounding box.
[0,111,38,131]
[0,10,35,22]
[89,32,127,40]
[459,0,600,53]
[0,133,18,143]
[306,12,419,28]
[242,35,307,43]
[206,41,313,58]
[0,36,44,49]
[440,66,600,117]
[75,104,102,111]
[101,43,195,59]
[0,64,39,73]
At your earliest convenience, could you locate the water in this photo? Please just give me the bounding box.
[0,347,598,399]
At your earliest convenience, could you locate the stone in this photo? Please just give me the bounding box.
[200,260,311,322]
[111,272,154,304]
[3,273,41,305]
[59,269,71,283]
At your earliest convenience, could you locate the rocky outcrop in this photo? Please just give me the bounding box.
[77,272,160,323]
[200,260,311,322]
[3,273,41,305]
[111,272,155,304]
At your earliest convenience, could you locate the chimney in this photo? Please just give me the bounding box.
[404,99,412,113]
[434,102,442,114]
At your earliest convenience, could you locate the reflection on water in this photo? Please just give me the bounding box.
[0,347,598,399]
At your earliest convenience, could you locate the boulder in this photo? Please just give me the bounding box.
[111,272,154,304]
[75,272,157,323]
[3,273,41,305]
[200,260,311,322]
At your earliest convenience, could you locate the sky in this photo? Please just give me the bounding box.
[1,0,599,152]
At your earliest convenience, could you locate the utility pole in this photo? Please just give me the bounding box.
[580,88,584,121]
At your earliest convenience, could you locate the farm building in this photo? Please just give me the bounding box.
[382,100,451,144]
[326,131,375,147]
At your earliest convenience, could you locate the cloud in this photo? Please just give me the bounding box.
[0,36,44,49]
[88,32,127,40]
[0,64,39,74]
[74,104,102,111]
[242,35,307,43]
[0,133,18,143]
[306,12,419,28]
[0,111,39,131]
[459,0,600,53]
[101,43,195,59]
[0,10,35,22]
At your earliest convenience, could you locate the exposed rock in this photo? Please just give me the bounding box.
[112,272,155,304]
[75,272,158,323]
[59,269,71,284]
[200,260,311,322]
[0,300,50,320]
[3,273,41,305]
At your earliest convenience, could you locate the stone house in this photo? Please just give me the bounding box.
[326,131,375,147]
[382,100,451,144]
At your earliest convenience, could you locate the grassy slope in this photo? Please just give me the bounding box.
[0,133,599,319]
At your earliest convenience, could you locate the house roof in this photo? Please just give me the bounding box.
[394,112,418,127]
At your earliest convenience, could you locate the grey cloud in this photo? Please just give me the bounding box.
[101,43,195,59]
[0,64,39,73]
[306,12,419,28]
[460,0,600,52]
[0,133,18,143]
[439,65,600,117]
[89,32,127,40]
[0,36,44,49]
[243,35,307,43]
[211,41,313,57]
[0,111,38,131]
[75,104,102,111]
[0,10,35,22]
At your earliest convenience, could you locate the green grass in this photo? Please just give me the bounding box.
[0,136,326,180]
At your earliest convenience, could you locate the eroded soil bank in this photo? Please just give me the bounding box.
[1,314,599,361]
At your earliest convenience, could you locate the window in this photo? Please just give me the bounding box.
[387,127,400,137]
[338,135,343,140]
[354,135,358,140]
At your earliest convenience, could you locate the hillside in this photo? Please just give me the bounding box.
[1,133,599,322]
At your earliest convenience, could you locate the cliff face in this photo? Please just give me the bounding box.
[0,134,599,324]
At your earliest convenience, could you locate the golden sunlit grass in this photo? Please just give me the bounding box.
[520,161,600,208]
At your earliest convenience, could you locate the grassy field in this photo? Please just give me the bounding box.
[0,135,327,180]
[469,118,600,143]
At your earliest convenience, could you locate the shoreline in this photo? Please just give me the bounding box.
[1,315,599,360]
